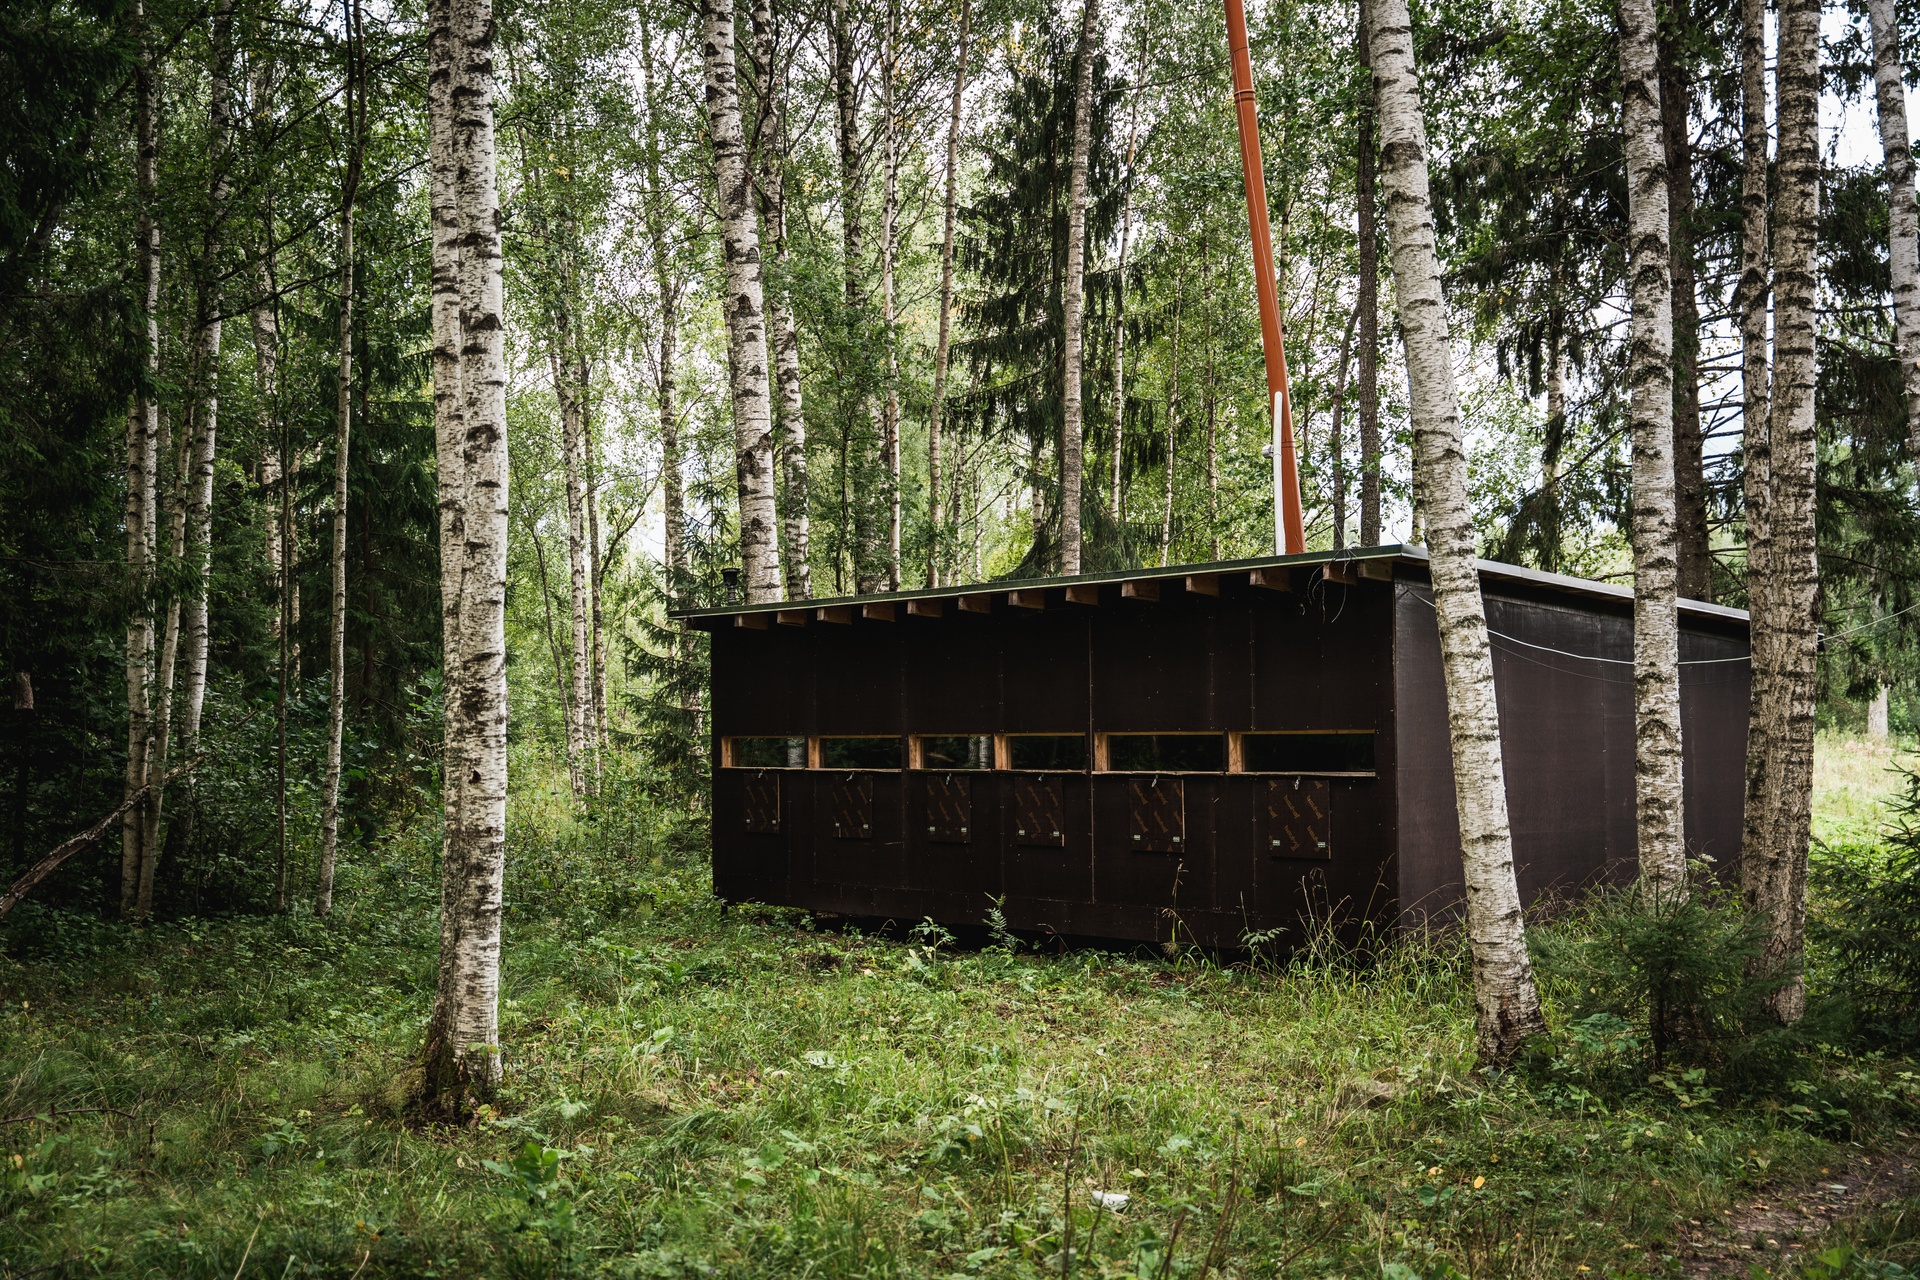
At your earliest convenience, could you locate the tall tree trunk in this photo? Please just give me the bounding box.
[704,0,782,603]
[422,0,510,1111]
[585,411,608,755]
[1620,0,1687,897]
[880,0,903,590]
[927,0,971,588]
[1737,0,1772,897]
[1870,0,1920,465]
[1368,0,1546,1062]
[750,0,811,600]
[1161,269,1181,567]
[555,335,594,796]
[1356,0,1383,549]
[1659,15,1710,601]
[1328,304,1358,548]
[1060,0,1101,575]
[319,0,364,916]
[1746,0,1820,1026]
[658,289,684,579]
[831,0,880,592]
[1542,328,1566,570]
[122,2,161,922]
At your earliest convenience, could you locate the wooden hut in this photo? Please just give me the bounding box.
[674,546,1751,948]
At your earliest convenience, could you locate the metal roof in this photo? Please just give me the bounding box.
[673,544,1751,628]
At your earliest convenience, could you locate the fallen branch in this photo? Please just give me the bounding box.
[0,707,258,920]
[0,1106,137,1127]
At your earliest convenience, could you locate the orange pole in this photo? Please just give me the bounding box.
[1224,0,1304,554]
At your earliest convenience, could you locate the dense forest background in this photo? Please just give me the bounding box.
[2,0,1917,918]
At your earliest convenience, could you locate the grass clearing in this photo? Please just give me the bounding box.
[1,740,1918,1277]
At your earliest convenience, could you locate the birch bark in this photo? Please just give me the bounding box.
[1869,0,1920,465]
[927,0,970,588]
[1746,0,1821,1025]
[122,2,160,921]
[1619,0,1687,897]
[1737,0,1772,884]
[554,333,594,797]
[1059,0,1101,576]
[1659,16,1710,602]
[319,0,364,915]
[702,0,782,603]
[748,0,810,600]
[1356,0,1383,549]
[422,0,510,1108]
[1368,0,1546,1061]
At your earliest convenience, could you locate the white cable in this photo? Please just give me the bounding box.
[1404,589,1748,666]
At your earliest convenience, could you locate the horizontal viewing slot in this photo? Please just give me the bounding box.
[1105,733,1224,773]
[916,735,994,770]
[1242,732,1376,774]
[1006,734,1088,771]
[728,736,808,769]
[820,736,903,770]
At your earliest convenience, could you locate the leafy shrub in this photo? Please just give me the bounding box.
[1812,764,1920,1046]
[1531,877,1796,1085]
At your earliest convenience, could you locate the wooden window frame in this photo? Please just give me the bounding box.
[995,732,1092,773]
[1093,731,1230,774]
[1228,730,1378,778]
[814,735,905,771]
[908,734,995,771]
[720,736,810,769]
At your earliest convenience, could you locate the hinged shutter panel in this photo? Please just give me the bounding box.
[829,773,874,840]
[1265,777,1331,858]
[1011,775,1065,847]
[1129,777,1185,852]
[742,771,781,833]
[926,774,972,843]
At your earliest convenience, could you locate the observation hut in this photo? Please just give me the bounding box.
[674,546,1752,949]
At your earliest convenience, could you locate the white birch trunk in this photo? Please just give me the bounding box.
[1059,0,1100,576]
[749,0,811,600]
[1737,0,1772,885]
[1618,0,1686,897]
[319,8,363,917]
[927,0,969,589]
[1368,0,1545,1062]
[880,0,903,591]
[1869,0,1920,465]
[122,4,161,922]
[554,336,594,797]
[1357,0,1382,548]
[702,0,782,603]
[1746,0,1821,1026]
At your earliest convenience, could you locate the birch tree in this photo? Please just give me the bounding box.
[1356,0,1383,549]
[1737,0,1770,881]
[1659,9,1710,601]
[1059,0,1100,575]
[1869,0,1920,465]
[319,0,366,915]
[1745,0,1821,1025]
[422,0,512,1108]
[1618,0,1686,896]
[926,0,970,588]
[1368,0,1546,1062]
[702,0,782,603]
[121,0,160,922]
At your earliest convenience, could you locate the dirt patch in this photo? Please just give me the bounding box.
[1676,1148,1920,1277]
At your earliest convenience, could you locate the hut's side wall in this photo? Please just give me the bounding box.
[1392,574,1752,925]
[709,576,1399,947]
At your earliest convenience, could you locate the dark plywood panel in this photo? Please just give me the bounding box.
[903,611,1002,730]
[819,772,904,892]
[710,623,815,736]
[712,769,790,904]
[1129,777,1186,851]
[742,771,781,833]
[1266,777,1331,858]
[1000,611,1090,734]
[1680,626,1752,868]
[1092,598,1228,731]
[829,773,873,839]
[1004,775,1091,902]
[811,623,904,735]
[1012,774,1066,846]
[925,774,972,842]
[1250,579,1394,731]
[1393,576,1749,927]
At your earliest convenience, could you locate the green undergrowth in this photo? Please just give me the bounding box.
[4,774,1920,1277]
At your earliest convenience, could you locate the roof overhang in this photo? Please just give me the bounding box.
[672,545,1751,631]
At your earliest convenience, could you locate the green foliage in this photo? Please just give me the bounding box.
[1531,880,1794,1085]
[1813,765,1920,1046]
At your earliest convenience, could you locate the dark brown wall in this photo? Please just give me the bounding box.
[1392,573,1751,925]
[710,577,1399,948]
